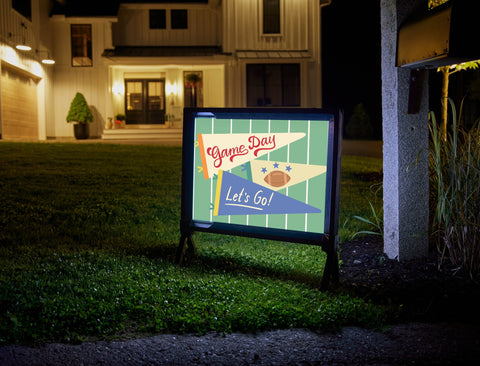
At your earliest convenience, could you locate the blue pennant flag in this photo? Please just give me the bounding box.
[213,170,321,216]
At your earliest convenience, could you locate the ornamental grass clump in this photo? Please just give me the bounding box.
[429,99,480,279]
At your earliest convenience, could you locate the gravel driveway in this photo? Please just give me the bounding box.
[2,322,479,365]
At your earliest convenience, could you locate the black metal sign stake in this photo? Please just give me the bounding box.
[176,232,196,266]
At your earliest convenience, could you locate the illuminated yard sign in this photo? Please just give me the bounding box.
[178,108,342,288]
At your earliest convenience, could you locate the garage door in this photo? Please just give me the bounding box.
[1,64,38,140]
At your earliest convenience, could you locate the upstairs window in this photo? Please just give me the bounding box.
[149,9,166,29]
[171,9,188,29]
[263,0,280,34]
[71,24,92,67]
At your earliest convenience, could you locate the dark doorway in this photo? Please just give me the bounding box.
[246,64,300,107]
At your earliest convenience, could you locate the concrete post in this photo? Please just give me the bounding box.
[380,0,429,260]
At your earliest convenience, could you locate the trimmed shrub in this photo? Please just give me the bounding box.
[66,92,93,124]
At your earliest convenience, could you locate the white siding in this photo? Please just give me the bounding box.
[222,0,323,108]
[51,19,111,138]
[203,67,225,107]
[0,1,35,53]
[223,0,312,52]
[113,5,221,46]
[0,1,44,78]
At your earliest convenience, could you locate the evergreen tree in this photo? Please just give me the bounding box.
[66,92,93,124]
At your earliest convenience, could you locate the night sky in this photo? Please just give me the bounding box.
[322,0,382,139]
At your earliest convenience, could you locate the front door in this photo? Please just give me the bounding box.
[125,79,165,124]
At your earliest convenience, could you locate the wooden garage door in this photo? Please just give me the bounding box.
[1,65,38,140]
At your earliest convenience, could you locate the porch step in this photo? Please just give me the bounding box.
[102,127,183,141]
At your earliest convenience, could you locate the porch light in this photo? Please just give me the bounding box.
[10,23,32,51]
[41,55,55,65]
[16,41,31,51]
[166,82,178,96]
[112,83,124,95]
[37,50,55,64]
[8,32,31,51]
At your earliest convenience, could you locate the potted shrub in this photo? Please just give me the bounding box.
[66,92,93,139]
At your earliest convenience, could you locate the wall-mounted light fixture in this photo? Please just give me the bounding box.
[36,49,55,65]
[9,33,31,51]
[166,82,178,106]
[9,23,32,51]
[112,82,125,95]
[166,82,178,96]
[15,41,31,51]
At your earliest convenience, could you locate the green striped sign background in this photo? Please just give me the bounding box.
[192,117,330,234]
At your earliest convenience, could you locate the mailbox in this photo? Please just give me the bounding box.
[397,1,480,68]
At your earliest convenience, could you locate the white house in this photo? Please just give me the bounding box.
[0,0,330,141]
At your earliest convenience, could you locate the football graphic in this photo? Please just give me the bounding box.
[249,160,326,191]
[264,170,291,187]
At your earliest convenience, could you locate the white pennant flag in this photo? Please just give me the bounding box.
[197,132,305,179]
[248,160,327,191]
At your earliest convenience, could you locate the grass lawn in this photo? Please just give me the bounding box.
[0,142,383,344]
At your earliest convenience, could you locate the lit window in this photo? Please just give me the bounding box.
[71,24,92,67]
